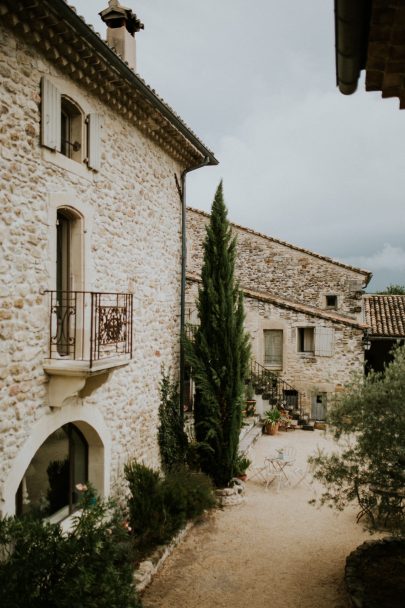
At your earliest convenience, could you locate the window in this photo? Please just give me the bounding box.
[297,327,314,353]
[264,329,283,368]
[41,77,101,171]
[15,424,88,520]
[61,97,82,161]
[326,294,337,308]
[297,326,335,357]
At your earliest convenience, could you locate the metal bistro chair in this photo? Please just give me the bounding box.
[263,446,295,491]
[246,446,269,485]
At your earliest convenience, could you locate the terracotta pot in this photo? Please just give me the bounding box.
[265,422,278,435]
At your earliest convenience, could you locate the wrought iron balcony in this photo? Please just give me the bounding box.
[46,291,133,369]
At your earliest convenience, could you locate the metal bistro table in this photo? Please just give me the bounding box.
[264,455,295,490]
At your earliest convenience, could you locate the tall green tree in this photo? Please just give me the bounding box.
[185,182,250,487]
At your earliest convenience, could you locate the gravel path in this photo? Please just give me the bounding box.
[142,430,371,608]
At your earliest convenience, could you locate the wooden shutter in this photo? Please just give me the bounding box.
[87,113,101,171]
[315,327,335,357]
[264,330,283,367]
[41,77,61,151]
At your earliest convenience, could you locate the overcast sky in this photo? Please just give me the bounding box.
[75,1,405,292]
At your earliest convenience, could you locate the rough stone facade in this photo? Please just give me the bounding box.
[0,11,213,516]
[187,208,370,320]
[186,209,368,416]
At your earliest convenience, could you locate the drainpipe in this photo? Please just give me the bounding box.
[179,156,211,419]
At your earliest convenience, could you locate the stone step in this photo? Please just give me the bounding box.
[239,418,263,454]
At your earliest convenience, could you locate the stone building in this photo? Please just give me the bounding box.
[186,208,371,418]
[0,0,216,519]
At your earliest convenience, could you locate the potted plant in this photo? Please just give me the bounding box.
[263,408,281,435]
[245,382,256,417]
[234,453,251,481]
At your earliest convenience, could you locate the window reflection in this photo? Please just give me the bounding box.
[16,424,88,520]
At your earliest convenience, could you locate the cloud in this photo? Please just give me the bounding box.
[75,0,405,288]
[344,244,405,272]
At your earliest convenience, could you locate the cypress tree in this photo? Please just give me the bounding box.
[185,182,250,487]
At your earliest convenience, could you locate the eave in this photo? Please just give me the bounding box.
[187,273,367,330]
[334,0,371,95]
[0,0,218,167]
[335,0,405,109]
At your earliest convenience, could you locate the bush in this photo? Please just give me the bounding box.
[0,490,142,608]
[124,461,168,550]
[158,369,189,473]
[125,461,215,553]
[309,345,405,533]
[163,467,216,520]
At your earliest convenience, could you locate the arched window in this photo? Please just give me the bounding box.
[15,424,88,520]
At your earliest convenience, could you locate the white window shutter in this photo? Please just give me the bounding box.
[315,327,335,357]
[41,77,61,151]
[87,113,101,171]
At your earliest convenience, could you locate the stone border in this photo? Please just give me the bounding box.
[345,537,405,608]
[134,483,246,592]
[215,478,246,507]
[134,521,194,592]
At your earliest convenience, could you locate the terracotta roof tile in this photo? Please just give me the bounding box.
[364,295,405,337]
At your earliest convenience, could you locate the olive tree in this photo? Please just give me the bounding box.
[309,345,405,533]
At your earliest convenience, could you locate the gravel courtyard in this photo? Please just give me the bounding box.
[142,429,373,608]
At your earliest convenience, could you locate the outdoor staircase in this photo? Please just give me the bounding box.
[239,361,304,454]
[248,360,302,415]
[239,415,263,453]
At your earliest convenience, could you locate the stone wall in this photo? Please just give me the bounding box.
[0,23,184,512]
[186,204,367,416]
[186,280,364,414]
[187,208,368,320]
[245,296,364,412]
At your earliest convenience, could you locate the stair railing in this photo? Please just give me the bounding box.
[249,360,302,415]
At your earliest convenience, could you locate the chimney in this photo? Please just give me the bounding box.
[99,0,144,71]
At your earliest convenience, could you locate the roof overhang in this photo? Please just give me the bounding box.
[334,0,371,95]
[0,0,218,167]
[335,0,405,108]
[187,273,367,329]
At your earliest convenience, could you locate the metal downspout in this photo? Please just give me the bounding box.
[179,157,211,419]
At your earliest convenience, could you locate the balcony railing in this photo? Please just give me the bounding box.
[47,291,133,368]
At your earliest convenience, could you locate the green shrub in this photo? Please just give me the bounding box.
[164,468,216,520]
[234,453,251,477]
[124,461,169,550]
[0,490,142,608]
[125,461,215,553]
[309,345,405,534]
[157,369,189,473]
